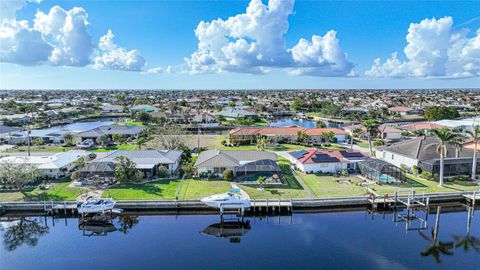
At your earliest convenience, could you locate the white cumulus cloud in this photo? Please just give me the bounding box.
[34,6,93,66]
[94,30,146,72]
[187,0,353,76]
[0,2,146,72]
[366,16,480,78]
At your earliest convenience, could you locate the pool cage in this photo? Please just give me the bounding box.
[419,157,480,178]
[358,158,405,183]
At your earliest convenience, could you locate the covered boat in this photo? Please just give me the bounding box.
[77,197,116,214]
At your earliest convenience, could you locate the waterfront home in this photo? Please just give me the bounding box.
[191,112,216,123]
[375,136,477,178]
[0,125,23,143]
[434,117,479,132]
[130,104,158,113]
[101,104,124,114]
[387,106,413,116]
[378,124,403,140]
[229,127,348,144]
[0,113,34,125]
[358,158,405,183]
[194,150,280,177]
[287,149,366,173]
[74,125,144,145]
[0,151,89,179]
[215,108,260,121]
[80,150,182,179]
[398,122,444,133]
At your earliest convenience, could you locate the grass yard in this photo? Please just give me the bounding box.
[368,174,480,195]
[116,120,144,126]
[0,182,87,202]
[297,173,368,198]
[214,135,309,151]
[105,179,180,200]
[88,144,137,152]
[177,179,231,200]
[239,157,309,199]
[5,145,72,153]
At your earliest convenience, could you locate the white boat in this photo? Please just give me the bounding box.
[200,188,251,210]
[77,197,116,214]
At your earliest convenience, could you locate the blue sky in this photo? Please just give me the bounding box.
[0,0,479,89]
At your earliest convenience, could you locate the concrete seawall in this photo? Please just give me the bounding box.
[0,191,474,214]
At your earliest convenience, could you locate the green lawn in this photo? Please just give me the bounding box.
[116,120,144,126]
[297,173,368,198]
[0,182,87,202]
[214,135,309,151]
[88,144,137,152]
[105,179,180,200]
[368,174,480,195]
[177,179,231,200]
[5,145,72,153]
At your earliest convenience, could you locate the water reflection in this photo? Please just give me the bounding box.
[118,215,140,235]
[452,207,480,254]
[201,221,251,243]
[79,222,117,237]
[0,217,49,251]
[418,206,455,263]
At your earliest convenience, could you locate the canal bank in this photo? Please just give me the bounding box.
[1,191,477,214]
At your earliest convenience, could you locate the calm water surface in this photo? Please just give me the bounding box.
[1,207,478,270]
[270,119,317,128]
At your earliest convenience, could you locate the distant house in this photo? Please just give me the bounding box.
[287,149,366,173]
[388,106,413,116]
[376,136,477,178]
[150,110,187,123]
[399,122,444,133]
[130,105,157,113]
[229,127,348,144]
[74,125,144,144]
[101,104,124,114]
[215,108,259,120]
[435,117,479,132]
[0,113,33,124]
[194,150,281,177]
[0,125,23,143]
[80,150,182,179]
[0,151,89,179]
[378,124,402,140]
[191,112,216,123]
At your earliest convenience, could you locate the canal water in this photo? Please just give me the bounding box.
[269,118,317,128]
[1,206,478,270]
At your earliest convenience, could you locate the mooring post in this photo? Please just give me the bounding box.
[63,201,67,215]
[473,191,477,208]
[266,198,269,215]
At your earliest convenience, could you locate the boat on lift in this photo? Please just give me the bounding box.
[77,197,116,214]
[200,188,251,209]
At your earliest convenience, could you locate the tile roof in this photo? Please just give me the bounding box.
[288,149,366,164]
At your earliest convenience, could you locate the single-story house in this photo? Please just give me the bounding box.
[191,112,216,123]
[375,136,477,178]
[215,108,260,120]
[74,125,144,144]
[194,150,280,177]
[287,149,366,173]
[0,125,23,143]
[388,106,413,116]
[101,104,124,114]
[130,104,157,113]
[0,151,89,179]
[79,150,182,179]
[229,127,348,144]
[378,124,403,140]
[399,122,444,133]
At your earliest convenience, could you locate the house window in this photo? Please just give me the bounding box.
[391,154,394,160]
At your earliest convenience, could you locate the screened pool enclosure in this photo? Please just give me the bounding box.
[358,158,404,183]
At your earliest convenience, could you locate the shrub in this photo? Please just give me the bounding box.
[223,169,234,181]
[400,164,408,172]
[341,168,349,177]
[331,137,338,143]
[412,165,420,176]
[421,171,433,181]
[157,166,168,178]
[199,172,208,178]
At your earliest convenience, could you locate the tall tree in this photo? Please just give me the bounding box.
[0,162,40,190]
[466,126,480,180]
[362,119,379,155]
[431,127,462,186]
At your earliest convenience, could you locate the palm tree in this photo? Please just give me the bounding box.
[362,119,379,155]
[136,137,147,150]
[62,133,74,145]
[466,126,480,180]
[418,206,455,263]
[431,127,462,187]
[452,207,480,253]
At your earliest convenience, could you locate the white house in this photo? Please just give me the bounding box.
[0,151,89,178]
[287,149,366,174]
